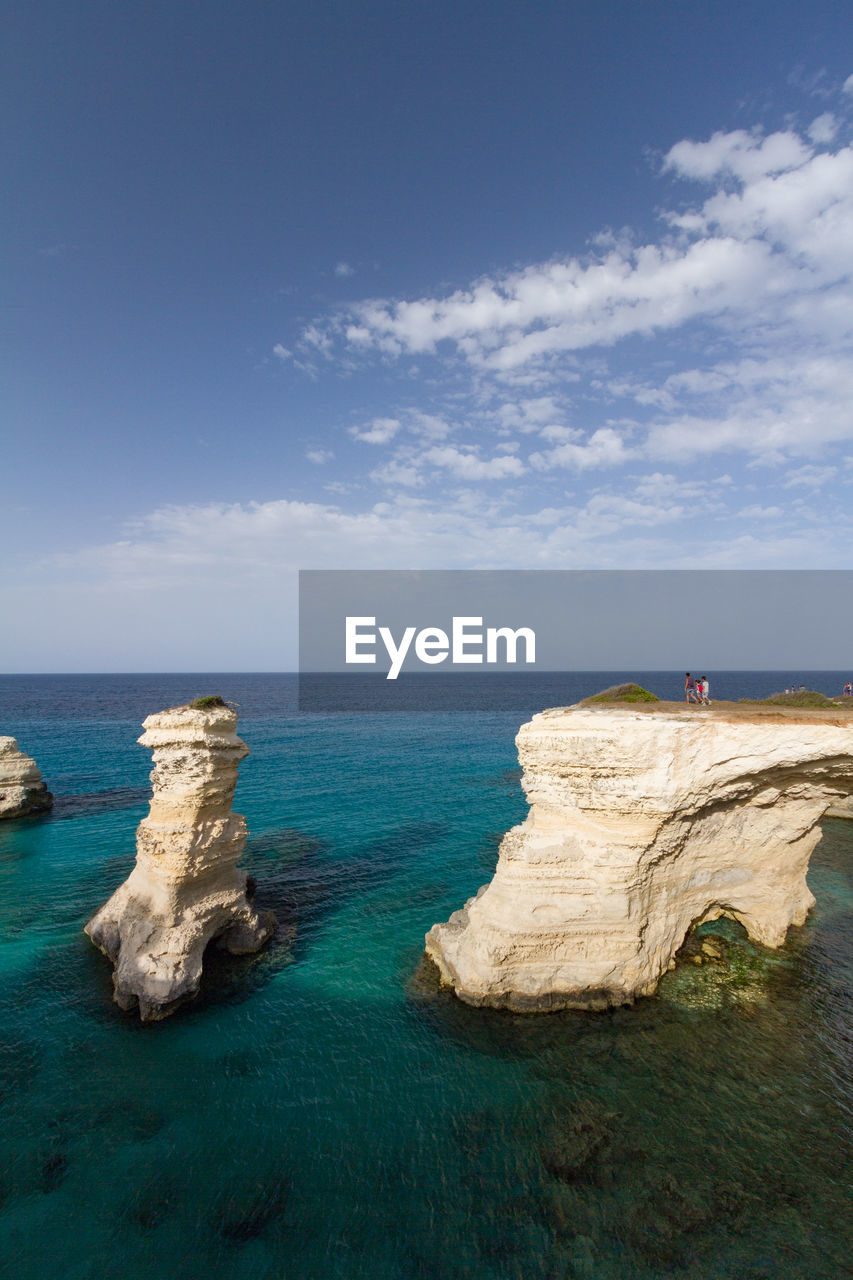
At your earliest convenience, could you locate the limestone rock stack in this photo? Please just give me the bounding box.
[0,738,53,818]
[85,703,275,1021]
[426,704,853,1012]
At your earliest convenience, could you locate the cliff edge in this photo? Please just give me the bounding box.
[0,737,53,818]
[85,703,276,1020]
[425,702,853,1012]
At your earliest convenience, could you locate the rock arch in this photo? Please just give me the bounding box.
[425,704,853,1011]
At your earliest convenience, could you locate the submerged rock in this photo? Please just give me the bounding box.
[0,738,53,819]
[426,702,853,1012]
[85,704,275,1021]
[540,1097,618,1184]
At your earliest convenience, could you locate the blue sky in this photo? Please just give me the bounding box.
[3,2,853,670]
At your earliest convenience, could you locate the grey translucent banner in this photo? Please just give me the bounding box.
[298,570,853,711]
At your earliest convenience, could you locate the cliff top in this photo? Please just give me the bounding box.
[150,700,236,719]
[542,699,853,727]
[139,703,244,748]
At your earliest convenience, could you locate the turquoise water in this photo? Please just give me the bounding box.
[0,675,851,1279]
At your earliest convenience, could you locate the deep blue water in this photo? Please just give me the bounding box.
[0,673,850,1279]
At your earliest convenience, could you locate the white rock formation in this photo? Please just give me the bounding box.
[426,704,853,1011]
[85,703,275,1020]
[0,737,53,818]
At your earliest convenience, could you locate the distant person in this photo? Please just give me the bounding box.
[699,676,710,705]
[685,673,698,704]
[842,681,852,697]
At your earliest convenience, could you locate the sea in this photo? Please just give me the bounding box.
[0,672,850,1280]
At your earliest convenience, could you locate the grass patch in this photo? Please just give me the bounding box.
[582,682,659,704]
[739,690,836,708]
[188,695,229,710]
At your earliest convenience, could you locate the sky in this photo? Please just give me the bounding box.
[3,1,853,671]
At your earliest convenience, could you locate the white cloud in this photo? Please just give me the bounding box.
[369,460,424,488]
[350,417,401,444]
[421,445,525,480]
[496,395,576,434]
[306,448,334,464]
[407,411,451,441]
[808,113,837,144]
[782,464,837,488]
[274,116,853,482]
[260,109,853,522]
[530,428,635,472]
[45,490,851,609]
[632,472,717,503]
[273,343,292,360]
[663,129,812,182]
[312,132,853,378]
[644,352,853,464]
[739,504,783,518]
[337,234,786,372]
[843,74,853,95]
[539,424,579,443]
[579,492,686,530]
[334,261,355,277]
[302,325,333,354]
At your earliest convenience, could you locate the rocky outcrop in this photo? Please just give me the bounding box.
[426,704,853,1012]
[85,704,275,1021]
[0,738,53,818]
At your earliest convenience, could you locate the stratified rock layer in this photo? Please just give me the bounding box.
[426,704,853,1011]
[0,737,53,818]
[85,705,275,1020]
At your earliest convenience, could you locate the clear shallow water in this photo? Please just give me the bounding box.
[0,673,850,1280]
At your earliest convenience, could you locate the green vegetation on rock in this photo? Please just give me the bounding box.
[740,690,836,708]
[582,682,659,704]
[188,695,228,710]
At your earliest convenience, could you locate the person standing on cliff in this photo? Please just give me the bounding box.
[685,673,697,703]
[699,676,711,705]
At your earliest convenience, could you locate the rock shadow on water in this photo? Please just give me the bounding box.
[0,1036,42,1107]
[407,905,853,1277]
[407,952,603,1065]
[48,785,151,822]
[433,1061,850,1279]
[37,1148,69,1195]
[124,1171,184,1233]
[215,1174,292,1247]
[6,936,117,1027]
[192,820,449,1012]
[192,920,296,1013]
[242,820,448,938]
